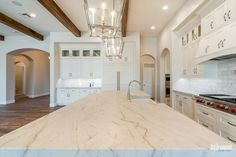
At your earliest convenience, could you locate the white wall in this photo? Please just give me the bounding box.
[0,36,49,104]
[23,51,50,98]
[141,37,158,58]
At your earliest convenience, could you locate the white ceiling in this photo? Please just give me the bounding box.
[0,0,187,38]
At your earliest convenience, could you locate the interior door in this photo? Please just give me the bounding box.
[15,65,24,96]
[143,63,155,98]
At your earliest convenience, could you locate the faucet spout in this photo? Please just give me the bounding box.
[127,80,144,101]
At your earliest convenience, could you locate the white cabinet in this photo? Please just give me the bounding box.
[197,33,216,57]
[202,12,215,35]
[57,88,100,106]
[57,88,80,105]
[195,104,218,133]
[174,92,195,119]
[80,58,102,78]
[225,22,236,49]
[60,59,80,79]
[202,0,236,36]
[215,2,228,29]
[195,103,236,143]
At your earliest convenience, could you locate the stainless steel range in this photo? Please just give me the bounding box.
[195,94,236,115]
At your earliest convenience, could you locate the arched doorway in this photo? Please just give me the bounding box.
[159,48,171,106]
[6,48,50,103]
[141,54,156,100]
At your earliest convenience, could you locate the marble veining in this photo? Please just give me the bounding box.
[0,91,235,157]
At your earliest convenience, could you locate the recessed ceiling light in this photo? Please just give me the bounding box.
[162,5,169,11]
[151,26,156,30]
[29,13,37,18]
[11,1,23,7]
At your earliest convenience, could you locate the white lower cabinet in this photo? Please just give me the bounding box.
[195,103,236,143]
[57,88,100,106]
[174,92,195,120]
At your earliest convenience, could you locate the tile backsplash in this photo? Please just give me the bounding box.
[174,58,236,95]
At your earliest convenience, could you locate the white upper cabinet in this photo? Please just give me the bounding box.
[202,0,236,37]
[225,22,236,49]
[60,59,80,79]
[215,2,228,29]
[197,0,236,63]
[80,58,102,78]
[202,12,215,35]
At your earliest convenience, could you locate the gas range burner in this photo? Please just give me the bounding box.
[199,94,236,104]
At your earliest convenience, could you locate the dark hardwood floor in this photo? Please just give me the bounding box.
[0,95,62,137]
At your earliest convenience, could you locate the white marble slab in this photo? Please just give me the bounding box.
[0,91,235,157]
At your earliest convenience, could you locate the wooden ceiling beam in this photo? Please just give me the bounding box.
[0,12,44,41]
[0,34,4,41]
[122,0,129,37]
[38,0,81,37]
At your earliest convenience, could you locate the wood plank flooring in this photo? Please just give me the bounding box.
[0,96,62,137]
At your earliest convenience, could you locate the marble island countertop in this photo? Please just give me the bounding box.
[0,91,235,157]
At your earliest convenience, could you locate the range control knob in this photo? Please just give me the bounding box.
[230,108,236,113]
[207,102,214,106]
[217,104,225,110]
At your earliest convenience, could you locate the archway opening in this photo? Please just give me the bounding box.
[159,48,171,106]
[6,48,50,103]
[141,54,156,100]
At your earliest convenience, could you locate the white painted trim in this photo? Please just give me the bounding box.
[0,100,15,105]
[27,92,50,98]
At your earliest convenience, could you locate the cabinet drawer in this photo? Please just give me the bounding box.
[198,117,217,133]
[221,130,236,143]
[197,105,217,122]
[219,115,236,136]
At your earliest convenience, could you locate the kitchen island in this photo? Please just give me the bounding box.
[0,91,235,157]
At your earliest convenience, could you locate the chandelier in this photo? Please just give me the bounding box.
[84,0,126,39]
[104,31,124,59]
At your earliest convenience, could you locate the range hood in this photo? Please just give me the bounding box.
[210,54,236,61]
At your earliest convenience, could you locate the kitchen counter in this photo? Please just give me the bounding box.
[0,91,235,157]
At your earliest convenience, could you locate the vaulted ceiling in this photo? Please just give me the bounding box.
[0,0,187,38]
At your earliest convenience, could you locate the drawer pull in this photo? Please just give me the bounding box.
[227,137,236,143]
[202,123,209,128]
[227,122,236,127]
[202,112,209,115]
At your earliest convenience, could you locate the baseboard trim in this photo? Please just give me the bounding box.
[0,100,15,105]
[27,92,50,98]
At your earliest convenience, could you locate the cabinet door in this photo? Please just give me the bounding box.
[182,96,194,119]
[175,94,183,113]
[60,59,80,79]
[225,21,236,49]
[80,59,92,78]
[227,0,236,22]
[57,89,68,105]
[91,59,103,78]
[182,46,189,76]
[197,33,216,58]
[80,59,102,78]
[215,2,228,28]
[202,12,215,35]
[214,28,227,51]
[68,89,80,103]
